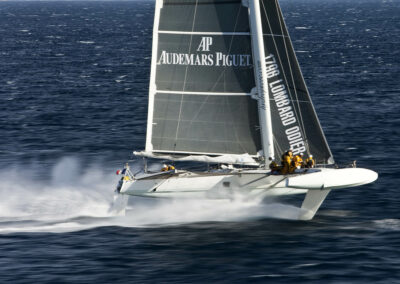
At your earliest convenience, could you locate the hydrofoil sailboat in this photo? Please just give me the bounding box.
[112,0,377,220]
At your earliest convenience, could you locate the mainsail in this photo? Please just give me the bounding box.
[142,0,334,165]
[145,0,262,162]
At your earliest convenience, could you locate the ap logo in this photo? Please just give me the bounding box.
[197,37,213,52]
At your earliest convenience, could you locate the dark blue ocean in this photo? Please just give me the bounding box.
[0,0,399,282]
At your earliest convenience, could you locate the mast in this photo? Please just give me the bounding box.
[145,0,163,152]
[248,0,275,164]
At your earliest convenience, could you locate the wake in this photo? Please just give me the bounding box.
[0,157,302,234]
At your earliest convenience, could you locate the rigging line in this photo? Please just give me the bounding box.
[260,0,303,132]
[225,4,250,154]
[187,4,248,154]
[152,136,254,144]
[210,3,243,92]
[173,0,199,150]
[269,98,311,104]
[206,8,244,95]
[260,0,305,148]
[274,0,309,152]
[273,135,284,157]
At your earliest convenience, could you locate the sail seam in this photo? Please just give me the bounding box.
[150,150,258,157]
[153,137,255,143]
[158,30,287,37]
[173,0,199,150]
[209,6,246,93]
[157,90,250,96]
[153,118,254,124]
[158,31,250,35]
[211,3,249,154]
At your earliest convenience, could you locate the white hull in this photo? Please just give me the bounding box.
[114,167,378,220]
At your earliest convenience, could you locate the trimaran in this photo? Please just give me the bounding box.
[111,0,378,220]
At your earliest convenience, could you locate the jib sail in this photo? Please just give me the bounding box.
[259,0,334,164]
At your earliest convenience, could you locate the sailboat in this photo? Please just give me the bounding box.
[112,0,378,220]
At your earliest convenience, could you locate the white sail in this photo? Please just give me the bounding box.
[134,151,259,166]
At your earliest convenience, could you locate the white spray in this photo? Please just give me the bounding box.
[0,157,302,233]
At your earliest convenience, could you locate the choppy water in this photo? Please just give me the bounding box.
[0,0,399,282]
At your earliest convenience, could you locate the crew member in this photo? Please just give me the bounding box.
[280,150,293,174]
[291,153,304,172]
[269,158,281,174]
[162,164,175,171]
[305,155,315,168]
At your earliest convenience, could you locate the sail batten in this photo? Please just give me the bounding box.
[158,31,250,35]
[263,33,288,37]
[157,90,250,96]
